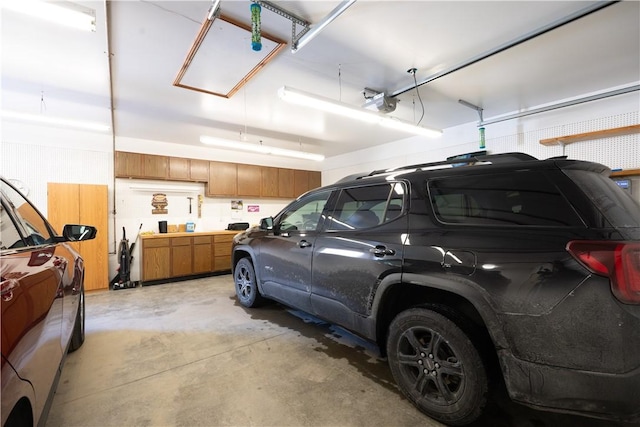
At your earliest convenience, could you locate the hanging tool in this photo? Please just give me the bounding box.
[458,99,485,149]
[187,196,193,214]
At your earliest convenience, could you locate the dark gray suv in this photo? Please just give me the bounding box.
[231,153,640,426]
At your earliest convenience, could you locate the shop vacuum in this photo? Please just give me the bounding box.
[111,224,142,290]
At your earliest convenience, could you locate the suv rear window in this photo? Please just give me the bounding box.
[564,170,640,228]
[428,171,584,226]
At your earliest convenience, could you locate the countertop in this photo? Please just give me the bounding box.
[140,230,243,239]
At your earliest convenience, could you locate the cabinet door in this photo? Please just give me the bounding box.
[142,239,171,281]
[78,184,109,291]
[144,154,168,179]
[171,237,193,277]
[193,236,213,274]
[278,168,295,198]
[308,171,321,191]
[293,170,309,197]
[237,164,261,197]
[169,157,190,180]
[115,152,144,178]
[48,183,108,291]
[190,159,209,182]
[261,166,279,197]
[207,161,237,197]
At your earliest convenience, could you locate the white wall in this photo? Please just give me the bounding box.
[114,178,290,282]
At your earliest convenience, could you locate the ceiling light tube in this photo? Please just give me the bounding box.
[278,86,442,137]
[1,110,110,132]
[380,117,442,138]
[292,0,357,52]
[200,135,324,161]
[278,86,379,123]
[2,1,96,32]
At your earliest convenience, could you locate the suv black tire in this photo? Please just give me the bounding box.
[387,308,487,426]
[234,258,265,308]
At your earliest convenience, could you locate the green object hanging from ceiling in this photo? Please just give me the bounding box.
[251,3,262,51]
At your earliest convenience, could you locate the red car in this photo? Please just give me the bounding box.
[1,177,97,427]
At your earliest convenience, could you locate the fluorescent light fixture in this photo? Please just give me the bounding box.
[200,135,325,162]
[380,117,442,137]
[1,110,110,132]
[278,86,442,137]
[293,0,357,53]
[2,1,96,32]
[278,86,379,124]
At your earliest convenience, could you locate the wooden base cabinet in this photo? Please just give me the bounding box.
[193,236,213,273]
[141,232,235,284]
[171,237,193,277]
[214,234,234,271]
[141,238,171,281]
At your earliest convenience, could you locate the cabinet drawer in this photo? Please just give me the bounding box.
[143,238,170,248]
[214,256,231,271]
[214,234,234,243]
[172,237,192,246]
[214,243,232,257]
[194,236,212,245]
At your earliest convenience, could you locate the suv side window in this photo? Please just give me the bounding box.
[429,171,583,226]
[278,190,331,232]
[0,181,55,246]
[327,183,404,230]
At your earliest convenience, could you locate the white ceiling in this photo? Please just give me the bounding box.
[2,1,639,159]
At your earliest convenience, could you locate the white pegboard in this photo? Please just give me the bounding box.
[1,141,112,215]
[481,111,639,169]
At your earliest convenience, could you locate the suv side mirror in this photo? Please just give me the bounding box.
[259,217,274,230]
[61,224,97,242]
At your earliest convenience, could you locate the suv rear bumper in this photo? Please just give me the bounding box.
[500,350,640,422]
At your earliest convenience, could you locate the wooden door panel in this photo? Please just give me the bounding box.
[47,183,108,291]
[78,185,108,291]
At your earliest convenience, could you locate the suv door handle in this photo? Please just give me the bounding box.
[370,246,395,257]
[298,240,312,248]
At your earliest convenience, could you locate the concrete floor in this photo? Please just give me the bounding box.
[46,275,634,427]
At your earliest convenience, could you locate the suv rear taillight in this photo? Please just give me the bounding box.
[567,241,640,304]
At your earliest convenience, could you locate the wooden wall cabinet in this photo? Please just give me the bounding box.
[294,170,321,196]
[115,150,321,199]
[237,164,261,197]
[169,157,190,180]
[261,167,279,197]
[309,171,321,191]
[190,159,209,182]
[115,152,144,178]
[278,168,295,198]
[207,161,237,197]
[144,154,168,179]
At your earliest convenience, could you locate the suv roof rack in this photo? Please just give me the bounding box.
[367,152,538,177]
